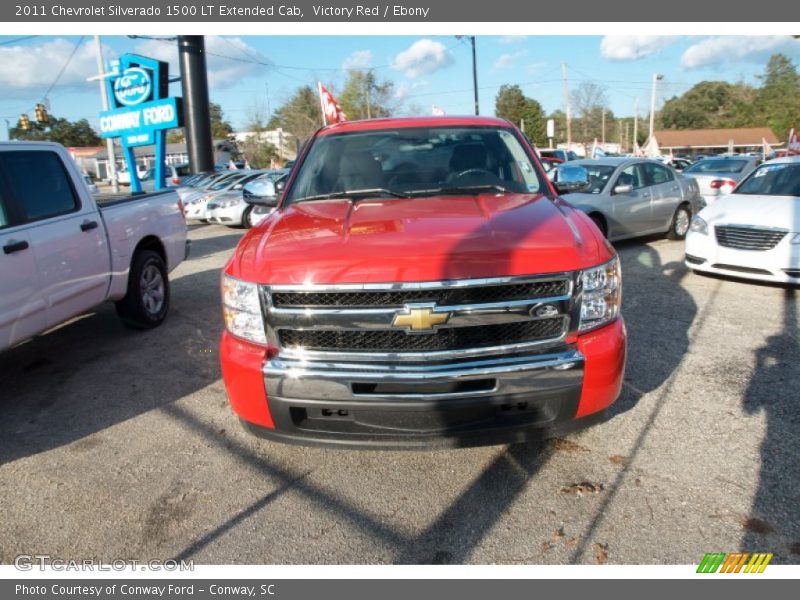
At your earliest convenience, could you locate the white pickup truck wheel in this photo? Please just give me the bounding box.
[115,250,170,329]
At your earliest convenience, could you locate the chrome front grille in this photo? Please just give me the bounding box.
[715,225,788,251]
[263,274,575,360]
[271,280,569,308]
[278,318,566,353]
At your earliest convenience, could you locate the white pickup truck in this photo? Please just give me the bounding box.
[0,142,189,352]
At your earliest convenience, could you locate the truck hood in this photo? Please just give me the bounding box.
[700,193,800,231]
[228,194,611,285]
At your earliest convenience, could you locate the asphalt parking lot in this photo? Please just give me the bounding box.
[1,223,798,565]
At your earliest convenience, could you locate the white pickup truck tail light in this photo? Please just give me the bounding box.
[579,256,621,332]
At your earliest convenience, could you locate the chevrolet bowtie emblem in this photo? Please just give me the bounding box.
[392,307,450,332]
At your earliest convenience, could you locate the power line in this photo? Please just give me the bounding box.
[42,35,86,102]
[0,36,39,46]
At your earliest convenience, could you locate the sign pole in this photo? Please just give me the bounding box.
[94,35,119,193]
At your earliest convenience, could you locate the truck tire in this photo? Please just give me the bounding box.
[667,203,691,240]
[115,250,170,329]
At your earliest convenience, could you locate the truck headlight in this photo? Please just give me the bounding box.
[689,216,708,235]
[221,274,267,344]
[579,256,621,332]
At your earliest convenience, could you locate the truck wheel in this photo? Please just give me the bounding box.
[115,250,170,329]
[241,206,254,229]
[667,204,691,240]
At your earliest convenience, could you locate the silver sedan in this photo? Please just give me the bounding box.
[557,157,704,241]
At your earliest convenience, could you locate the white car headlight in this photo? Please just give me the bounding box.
[689,216,708,235]
[221,274,267,344]
[579,256,621,332]
[219,198,241,208]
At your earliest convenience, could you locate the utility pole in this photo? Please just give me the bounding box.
[365,70,372,119]
[562,62,571,149]
[178,36,214,174]
[601,107,606,145]
[633,97,639,152]
[649,73,663,143]
[94,35,119,193]
[470,36,479,115]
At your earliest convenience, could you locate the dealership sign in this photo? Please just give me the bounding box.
[100,97,181,146]
[98,54,184,193]
[113,67,152,106]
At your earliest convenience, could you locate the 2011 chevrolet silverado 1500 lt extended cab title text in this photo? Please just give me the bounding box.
[0,142,189,352]
[220,117,626,448]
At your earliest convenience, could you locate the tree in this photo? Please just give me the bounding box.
[494,84,547,145]
[267,85,325,142]
[237,101,279,168]
[755,53,800,140]
[10,114,101,146]
[570,82,613,144]
[661,81,758,130]
[338,70,396,121]
[209,102,234,139]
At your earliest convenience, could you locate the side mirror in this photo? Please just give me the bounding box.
[613,184,633,194]
[243,179,277,204]
[553,165,590,194]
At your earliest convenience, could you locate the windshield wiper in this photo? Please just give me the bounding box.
[294,188,411,203]
[409,184,513,196]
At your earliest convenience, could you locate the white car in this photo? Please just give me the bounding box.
[685,156,800,284]
[206,170,287,228]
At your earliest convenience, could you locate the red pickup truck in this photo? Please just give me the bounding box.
[220,116,626,448]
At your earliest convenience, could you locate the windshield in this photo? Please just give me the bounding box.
[684,159,748,174]
[736,163,800,196]
[285,126,545,203]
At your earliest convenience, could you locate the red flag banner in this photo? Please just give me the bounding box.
[788,128,800,155]
[318,82,347,125]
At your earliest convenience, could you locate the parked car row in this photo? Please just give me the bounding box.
[181,168,289,227]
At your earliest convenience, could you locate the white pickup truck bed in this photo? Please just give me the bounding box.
[0,142,189,351]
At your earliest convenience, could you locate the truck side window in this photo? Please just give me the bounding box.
[0,151,79,222]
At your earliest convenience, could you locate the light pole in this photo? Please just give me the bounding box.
[456,36,479,115]
[649,73,664,143]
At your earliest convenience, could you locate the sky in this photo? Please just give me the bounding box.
[1,34,799,141]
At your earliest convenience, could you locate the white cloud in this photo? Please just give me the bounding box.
[395,80,429,100]
[0,38,108,98]
[392,39,454,79]
[342,50,373,70]
[499,36,528,45]
[600,36,676,60]
[132,36,270,88]
[681,36,799,70]
[493,50,528,71]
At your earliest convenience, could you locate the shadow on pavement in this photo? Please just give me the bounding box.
[740,288,800,563]
[0,231,241,465]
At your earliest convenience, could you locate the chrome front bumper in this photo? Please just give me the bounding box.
[257,349,585,448]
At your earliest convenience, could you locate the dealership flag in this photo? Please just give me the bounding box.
[228,159,239,171]
[318,82,347,126]
[431,104,445,116]
[788,128,800,155]
[762,137,773,160]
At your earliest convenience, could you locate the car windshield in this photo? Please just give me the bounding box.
[735,163,800,196]
[285,125,545,204]
[684,159,748,174]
